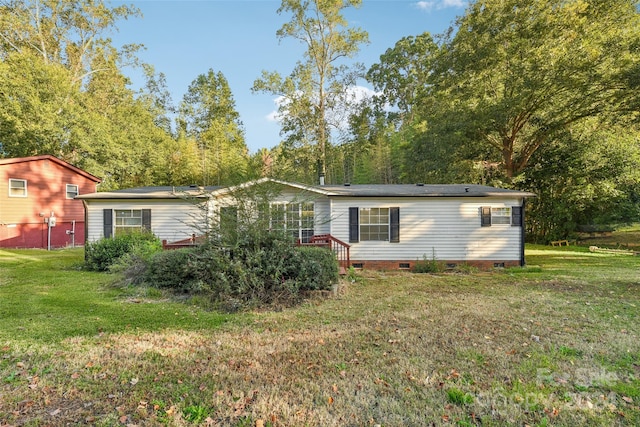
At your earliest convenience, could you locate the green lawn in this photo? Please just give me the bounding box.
[0,246,639,426]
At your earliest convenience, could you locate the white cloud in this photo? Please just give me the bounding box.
[441,0,466,8]
[264,86,380,124]
[415,1,435,12]
[265,95,287,122]
[414,0,466,11]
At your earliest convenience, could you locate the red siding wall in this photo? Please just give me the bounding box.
[0,156,99,249]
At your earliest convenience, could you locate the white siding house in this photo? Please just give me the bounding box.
[78,186,219,244]
[78,180,534,269]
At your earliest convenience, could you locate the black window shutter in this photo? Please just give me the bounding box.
[481,206,492,227]
[349,207,359,243]
[511,206,523,227]
[142,209,151,231]
[390,207,400,243]
[103,209,113,238]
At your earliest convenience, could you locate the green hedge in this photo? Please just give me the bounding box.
[85,231,162,272]
[141,234,338,309]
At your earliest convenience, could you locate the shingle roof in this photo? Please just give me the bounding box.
[76,185,222,200]
[77,180,535,200]
[316,183,535,198]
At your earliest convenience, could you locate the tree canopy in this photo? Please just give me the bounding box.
[1,0,638,239]
[413,0,640,180]
[252,0,368,184]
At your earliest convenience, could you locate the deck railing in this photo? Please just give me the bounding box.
[163,233,351,272]
[299,234,351,272]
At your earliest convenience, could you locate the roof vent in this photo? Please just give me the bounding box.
[416,183,424,187]
[344,183,351,186]
[465,187,470,193]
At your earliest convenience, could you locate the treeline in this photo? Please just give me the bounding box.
[1,0,639,242]
[0,1,255,189]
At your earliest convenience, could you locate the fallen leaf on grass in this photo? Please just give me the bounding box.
[49,408,61,416]
[447,369,460,380]
[622,396,633,404]
[544,407,560,417]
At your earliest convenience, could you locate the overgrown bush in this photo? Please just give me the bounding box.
[145,248,200,292]
[293,246,339,291]
[85,231,162,272]
[412,252,443,274]
[140,232,338,309]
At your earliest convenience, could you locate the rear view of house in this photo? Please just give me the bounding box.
[79,179,535,269]
[0,155,101,249]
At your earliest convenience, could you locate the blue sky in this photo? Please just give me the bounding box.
[110,0,466,152]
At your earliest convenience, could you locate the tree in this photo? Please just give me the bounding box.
[139,64,175,135]
[0,0,140,85]
[521,120,640,242]
[252,0,368,184]
[0,51,82,158]
[179,69,249,185]
[366,32,438,131]
[80,45,175,189]
[408,0,640,181]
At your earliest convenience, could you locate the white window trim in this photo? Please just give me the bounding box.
[360,207,390,241]
[269,202,315,242]
[8,178,27,198]
[491,207,512,225]
[66,184,79,199]
[114,209,143,235]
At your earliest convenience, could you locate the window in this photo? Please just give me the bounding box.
[66,184,79,199]
[114,210,143,236]
[349,207,400,243]
[360,207,390,241]
[491,207,512,224]
[300,202,314,243]
[270,203,286,231]
[103,209,150,238]
[8,179,27,197]
[269,202,314,242]
[481,206,522,227]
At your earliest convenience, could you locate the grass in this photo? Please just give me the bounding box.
[577,223,640,248]
[0,246,639,426]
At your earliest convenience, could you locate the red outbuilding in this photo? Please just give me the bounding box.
[0,155,101,249]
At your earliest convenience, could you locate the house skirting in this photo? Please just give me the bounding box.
[349,259,522,271]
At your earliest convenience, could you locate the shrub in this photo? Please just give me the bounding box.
[140,232,338,309]
[85,231,162,271]
[293,246,339,291]
[145,248,200,292]
[412,251,443,273]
